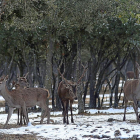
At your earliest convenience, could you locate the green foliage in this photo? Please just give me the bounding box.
[0,0,140,71]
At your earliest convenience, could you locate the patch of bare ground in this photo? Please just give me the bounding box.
[82,134,140,140]
[0,134,40,140]
[0,124,47,140]
[0,101,5,107]
[0,123,21,129]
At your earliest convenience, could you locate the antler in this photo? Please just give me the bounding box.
[57,68,69,84]
[135,62,140,73]
[77,64,88,84]
[17,72,29,82]
[24,72,29,79]
[58,59,69,84]
[4,75,9,81]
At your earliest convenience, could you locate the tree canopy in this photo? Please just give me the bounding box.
[0,0,140,110]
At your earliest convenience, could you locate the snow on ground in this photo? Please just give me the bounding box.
[0,107,140,139]
[0,96,4,101]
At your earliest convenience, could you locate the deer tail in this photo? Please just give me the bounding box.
[45,89,50,98]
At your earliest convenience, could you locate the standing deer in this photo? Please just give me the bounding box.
[123,62,140,123]
[14,73,30,125]
[0,76,50,128]
[58,64,87,124]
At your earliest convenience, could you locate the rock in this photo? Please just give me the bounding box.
[93,135,101,139]
[114,130,121,137]
[107,118,115,122]
[123,128,131,133]
[102,134,110,138]
[96,126,102,128]
[90,129,97,133]
[133,134,139,139]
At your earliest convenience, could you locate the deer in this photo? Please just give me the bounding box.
[123,62,140,123]
[58,63,88,124]
[0,76,50,128]
[13,73,30,125]
[126,71,135,79]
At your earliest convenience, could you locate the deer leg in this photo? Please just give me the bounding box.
[3,107,14,128]
[66,100,69,124]
[123,100,128,121]
[17,108,25,126]
[22,104,29,125]
[23,108,28,125]
[21,108,28,125]
[17,109,20,125]
[63,101,67,124]
[46,106,50,124]
[40,103,50,124]
[70,100,74,123]
[20,108,23,126]
[61,101,64,116]
[133,99,139,122]
[61,101,66,124]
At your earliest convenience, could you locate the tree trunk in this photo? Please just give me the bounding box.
[114,72,120,108]
[45,38,54,111]
[52,70,56,110]
[89,61,96,108]
[114,48,121,108]
[77,41,84,113]
[83,80,89,107]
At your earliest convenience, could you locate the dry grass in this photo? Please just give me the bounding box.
[0,101,5,107]
[0,134,38,140]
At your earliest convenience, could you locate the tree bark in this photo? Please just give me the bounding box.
[77,41,84,113]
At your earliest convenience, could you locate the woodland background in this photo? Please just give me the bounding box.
[0,0,140,113]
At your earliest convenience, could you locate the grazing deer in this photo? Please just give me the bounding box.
[123,62,140,123]
[58,64,87,124]
[0,76,50,128]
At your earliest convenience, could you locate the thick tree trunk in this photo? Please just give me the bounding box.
[114,72,120,108]
[114,48,121,108]
[52,70,56,110]
[89,61,96,108]
[83,80,89,107]
[45,38,54,112]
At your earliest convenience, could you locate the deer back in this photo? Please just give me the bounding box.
[124,79,140,101]
[15,88,50,107]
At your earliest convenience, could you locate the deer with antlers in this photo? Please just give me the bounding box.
[58,63,87,124]
[0,76,50,128]
[123,62,140,123]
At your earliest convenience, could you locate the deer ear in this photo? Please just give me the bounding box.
[24,72,29,78]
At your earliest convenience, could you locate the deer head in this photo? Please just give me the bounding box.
[16,73,29,88]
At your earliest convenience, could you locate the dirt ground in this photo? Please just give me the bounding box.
[0,123,47,140]
[0,134,38,140]
[0,124,39,140]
